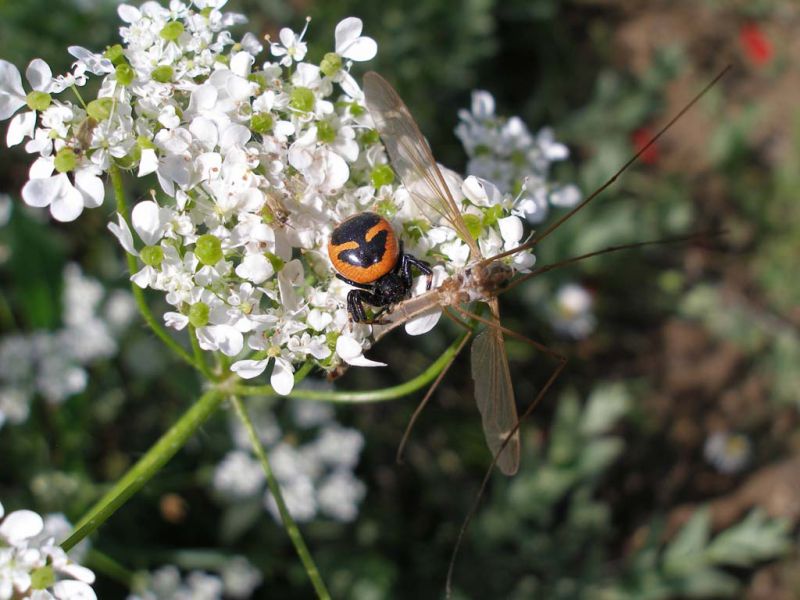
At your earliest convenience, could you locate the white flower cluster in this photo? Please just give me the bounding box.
[0,264,135,429]
[214,396,366,523]
[0,1,575,395]
[455,90,581,223]
[128,557,261,600]
[0,501,96,599]
[552,282,596,340]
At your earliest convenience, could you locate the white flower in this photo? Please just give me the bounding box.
[0,59,59,147]
[704,431,752,474]
[317,470,366,522]
[22,164,104,223]
[213,450,266,499]
[335,335,386,368]
[334,18,377,62]
[230,356,295,396]
[220,556,262,600]
[270,20,309,67]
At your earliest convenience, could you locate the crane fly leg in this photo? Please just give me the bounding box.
[396,308,474,464]
[446,303,568,598]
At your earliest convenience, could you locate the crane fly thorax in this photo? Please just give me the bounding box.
[458,261,514,302]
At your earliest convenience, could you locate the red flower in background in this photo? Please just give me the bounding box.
[740,23,773,67]
[631,127,659,165]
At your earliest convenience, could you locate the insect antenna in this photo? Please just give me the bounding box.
[484,65,732,266]
[503,228,725,295]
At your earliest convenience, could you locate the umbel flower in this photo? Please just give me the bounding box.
[0,1,576,396]
[0,501,97,599]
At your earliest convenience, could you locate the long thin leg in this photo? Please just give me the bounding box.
[445,304,568,598]
[396,308,473,464]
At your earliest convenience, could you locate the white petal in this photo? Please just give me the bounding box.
[0,509,43,544]
[235,254,273,284]
[131,200,166,245]
[498,215,523,247]
[219,123,250,150]
[138,148,159,177]
[117,4,141,23]
[107,213,137,255]
[164,312,189,330]
[0,60,26,120]
[6,111,35,146]
[197,325,243,357]
[52,580,96,600]
[335,18,362,51]
[130,266,153,288]
[26,59,52,91]
[50,183,84,222]
[336,335,386,367]
[74,167,104,208]
[307,309,332,332]
[58,563,95,584]
[21,174,63,208]
[271,357,295,395]
[231,359,269,379]
[29,155,55,179]
[405,309,442,336]
[0,501,4,519]
[339,38,377,62]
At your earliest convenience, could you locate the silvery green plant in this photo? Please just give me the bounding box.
[0,0,578,596]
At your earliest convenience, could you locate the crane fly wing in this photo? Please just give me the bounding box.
[470,298,520,475]
[363,71,482,260]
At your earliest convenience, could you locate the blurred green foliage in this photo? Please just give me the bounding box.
[1,0,798,598]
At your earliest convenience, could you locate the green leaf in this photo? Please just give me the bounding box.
[705,509,791,567]
[580,383,631,435]
[663,507,711,574]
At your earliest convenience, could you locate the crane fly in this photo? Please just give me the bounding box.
[363,68,730,595]
[364,71,524,475]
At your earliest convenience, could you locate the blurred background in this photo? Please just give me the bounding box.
[1,0,799,598]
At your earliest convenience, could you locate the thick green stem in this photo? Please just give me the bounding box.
[233,330,471,403]
[61,389,224,551]
[230,395,331,600]
[108,164,198,371]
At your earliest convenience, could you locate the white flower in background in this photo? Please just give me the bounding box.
[455,89,580,224]
[128,563,253,600]
[551,283,596,340]
[0,501,97,599]
[704,431,752,474]
[0,264,134,429]
[214,394,367,525]
[0,5,576,389]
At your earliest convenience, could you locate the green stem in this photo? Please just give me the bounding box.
[233,330,471,403]
[230,395,331,600]
[86,549,134,587]
[61,389,224,552]
[108,164,198,371]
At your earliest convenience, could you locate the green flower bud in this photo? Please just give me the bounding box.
[26,91,51,112]
[482,205,504,228]
[160,21,185,41]
[30,566,55,590]
[87,97,114,121]
[151,65,174,83]
[137,135,156,150]
[115,63,135,86]
[104,44,125,65]
[195,234,223,265]
[371,164,395,188]
[349,102,365,117]
[289,87,315,112]
[250,112,274,134]
[320,52,342,77]
[317,120,336,144]
[54,148,77,173]
[265,252,285,272]
[360,129,380,145]
[140,245,164,267]
[188,302,210,327]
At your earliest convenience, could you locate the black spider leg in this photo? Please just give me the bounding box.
[336,274,378,323]
[347,289,382,323]
[400,254,433,291]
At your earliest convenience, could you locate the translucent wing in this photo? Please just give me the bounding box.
[470,298,520,475]
[363,71,482,260]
